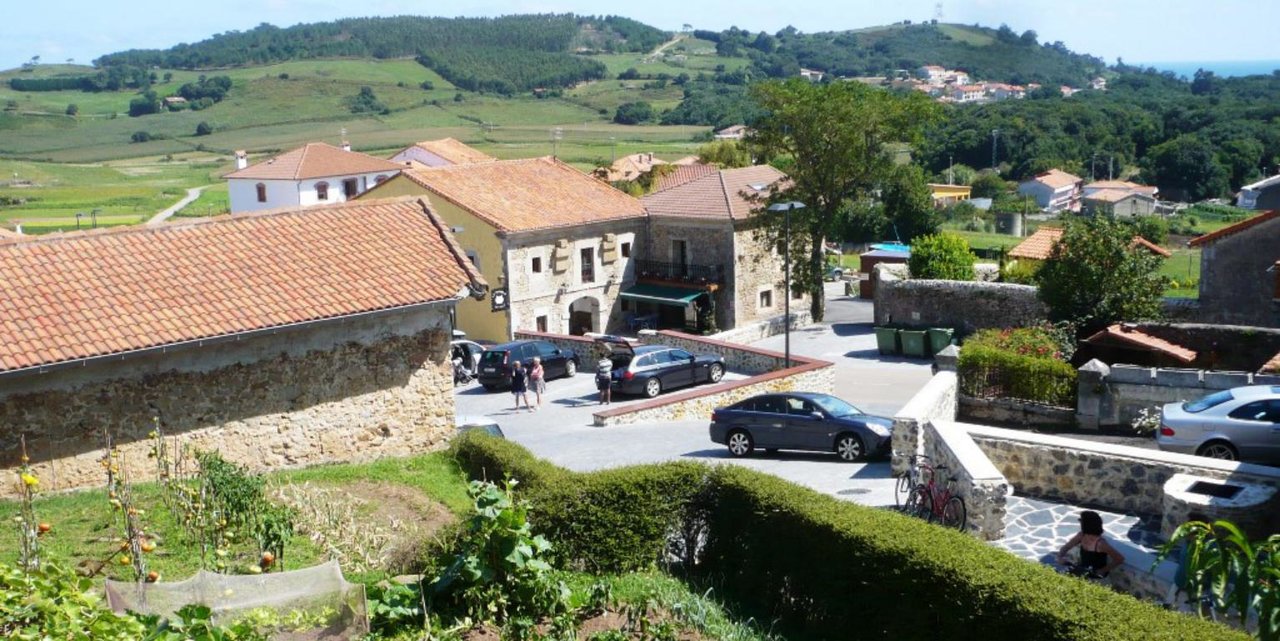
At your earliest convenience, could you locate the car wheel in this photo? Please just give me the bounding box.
[727,430,754,457]
[564,359,577,378]
[835,433,865,462]
[643,377,662,398]
[708,363,725,383]
[1196,440,1238,461]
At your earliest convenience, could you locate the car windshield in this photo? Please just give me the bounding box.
[480,351,507,364]
[809,395,863,417]
[1183,390,1234,413]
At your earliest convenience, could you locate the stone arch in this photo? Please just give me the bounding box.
[567,296,600,336]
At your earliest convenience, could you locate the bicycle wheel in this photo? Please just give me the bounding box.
[894,472,914,508]
[940,495,967,531]
[905,485,930,519]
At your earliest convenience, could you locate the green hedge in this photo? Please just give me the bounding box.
[958,343,1078,407]
[449,434,1246,641]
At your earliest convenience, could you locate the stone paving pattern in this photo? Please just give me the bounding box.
[993,495,1164,564]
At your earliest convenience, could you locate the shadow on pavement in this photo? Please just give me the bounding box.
[849,462,893,479]
[831,322,874,337]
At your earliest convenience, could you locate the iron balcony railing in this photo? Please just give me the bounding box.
[634,259,724,285]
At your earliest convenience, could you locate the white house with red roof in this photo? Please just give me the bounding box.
[1017,169,1084,213]
[225,142,405,213]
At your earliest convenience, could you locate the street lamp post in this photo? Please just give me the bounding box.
[767,201,806,368]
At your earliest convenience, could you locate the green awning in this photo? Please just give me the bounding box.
[620,284,703,307]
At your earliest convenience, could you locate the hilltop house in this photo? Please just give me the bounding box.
[225,142,404,213]
[1237,174,1280,210]
[640,165,807,332]
[0,197,485,496]
[389,138,497,167]
[1190,210,1280,327]
[595,153,701,183]
[1081,180,1158,217]
[1017,169,1083,213]
[361,157,647,342]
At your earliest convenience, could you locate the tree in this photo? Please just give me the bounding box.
[127,91,160,117]
[618,67,641,80]
[195,121,213,136]
[1034,216,1167,334]
[696,139,751,168]
[970,171,1009,199]
[749,78,940,321]
[130,131,152,143]
[908,233,976,281]
[1144,135,1229,201]
[881,164,940,242]
[613,101,654,125]
[65,103,78,116]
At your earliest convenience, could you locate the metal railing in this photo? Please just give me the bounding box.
[633,259,724,285]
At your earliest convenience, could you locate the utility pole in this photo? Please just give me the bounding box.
[990,129,999,170]
[1091,153,1097,181]
[948,154,954,185]
[1108,156,1114,180]
[550,127,563,159]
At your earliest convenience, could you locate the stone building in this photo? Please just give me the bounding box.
[0,197,486,496]
[1190,210,1280,327]
[640,165,807,332]
[360,157,647,341]
[224,142,405,213]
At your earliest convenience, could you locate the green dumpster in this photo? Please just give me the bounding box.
[927,328,955,355]
[900,330,928,358]
[874,327,900,355]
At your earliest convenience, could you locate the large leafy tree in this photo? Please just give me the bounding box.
[749,78,940,321]
[1034,216,1167,334]
[1142,135,1230,201]
[881,164,941,242]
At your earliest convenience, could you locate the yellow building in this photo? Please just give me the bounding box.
[928,183,972,207]
[360,157,647,342]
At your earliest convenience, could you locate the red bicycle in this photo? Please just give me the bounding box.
[905,461,967,531]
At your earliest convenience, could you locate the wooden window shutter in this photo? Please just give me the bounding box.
[601,233,618,264]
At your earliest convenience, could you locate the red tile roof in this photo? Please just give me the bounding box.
[1007,227,1064,260]
[653,163,719,192]
[395,157,646,233]
[1026,169,1082,190]
[642,165,787,221]
[1263,349,1280,375]
[0,197,484,374]
[1130,236,1172,258]
[404,138,496,165]
[1189,210,1280,247]
[1084,324,1197,364]
[224,142,405,181]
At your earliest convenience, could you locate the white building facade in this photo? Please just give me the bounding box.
[225,142,404,213]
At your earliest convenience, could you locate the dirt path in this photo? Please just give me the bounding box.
[147,185,210,225]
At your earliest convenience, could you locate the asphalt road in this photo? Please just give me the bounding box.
[454,284,934,508]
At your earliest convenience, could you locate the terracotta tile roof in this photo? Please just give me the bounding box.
[224,142,404,181]
[406,138,496,165]
[653,163,719,192]
[397,157,646,233]
[1130,236,1172,257]
[1085,188,1154,203]
[1084,324,1197,364]
[599,152,669,182]
[1007,227,1064,260]
[643,165,787,221]
[1026,169,1083,190]
[1084,180,1157,196]
[1262,349,1280,374]
[1189,210,1280,247]
[0,197,485,374]
[0,228,20,239]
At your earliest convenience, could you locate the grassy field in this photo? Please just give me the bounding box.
[1159,247,1201,298]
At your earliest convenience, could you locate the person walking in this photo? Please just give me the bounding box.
[510,360,532,411]
[529,357,546,410]
[595,355,613,405]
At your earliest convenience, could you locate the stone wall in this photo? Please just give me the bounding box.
[1132,322,1280,372]
[644,330,792,375]
[0,307,456,497]
[958,396,1076,429]
[1196,213,1280,328]
[1075,359,1280,429]
[923,421,1009,540]
[890,371,958,474]
[645,217,735,330]
[513,331,609,364]
[965,424,1280,528]
[704,310,813,346]
[592,360,834,427]
[873,265,1047,336]
[732,223,809,329]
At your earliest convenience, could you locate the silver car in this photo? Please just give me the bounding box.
[1156,385,1280,464]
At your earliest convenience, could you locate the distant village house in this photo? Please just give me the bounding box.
[225,142,404,213]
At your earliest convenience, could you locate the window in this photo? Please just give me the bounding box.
[753,396,786,414]
[759,289,773,309]
[580,246,595,283]
[255,183,267,203]
[1183,390,1234,413]
[621,242,631,258]
[375,174,389,184]
[536,316,548,333]
[672,240,688,268]
[1228,401,1276,422]
[465,250,479,268]
[670,349,693,362]
[315,182,329,201]
[785,397,816,416]
[342,178,359,199]
[532,256,543,273]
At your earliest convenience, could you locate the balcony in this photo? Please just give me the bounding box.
[634,259,724,287]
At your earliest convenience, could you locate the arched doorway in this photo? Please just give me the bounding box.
[568,296,599,336]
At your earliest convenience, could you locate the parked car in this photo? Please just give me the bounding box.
[823,265,846,281]
[477,340,578,391]
[451,339,487,385]
[597,335,725,398]
[709,392,893,462]
[455,414,505,439]
[1156,385,1280,464]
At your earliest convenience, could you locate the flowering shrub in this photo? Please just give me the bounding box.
[959,325,1078,407]
[1130,407,1161,436]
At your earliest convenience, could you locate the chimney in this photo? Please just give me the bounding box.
[341,140,351,152]
[234,150,248,170]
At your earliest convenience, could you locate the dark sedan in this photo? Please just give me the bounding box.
[597,336,726,398]
[476,340,578,391]
[709,392,893,462]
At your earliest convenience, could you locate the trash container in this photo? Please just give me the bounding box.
[900,330,928,358]
[927,328,955,355]
[874,327,900,355]
[844,280,854,297]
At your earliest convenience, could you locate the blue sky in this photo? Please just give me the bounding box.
[5,0,1278,71]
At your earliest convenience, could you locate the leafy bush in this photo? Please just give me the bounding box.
[450,437,1247,641]
[908,233,976,280]
[195,121,212,136]
[1001,259,1039,284]
[131,130,152,143]
[65,103,78,116]
[958,342,1077,407]
[349,85,389,114]
[614,101,654,125]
